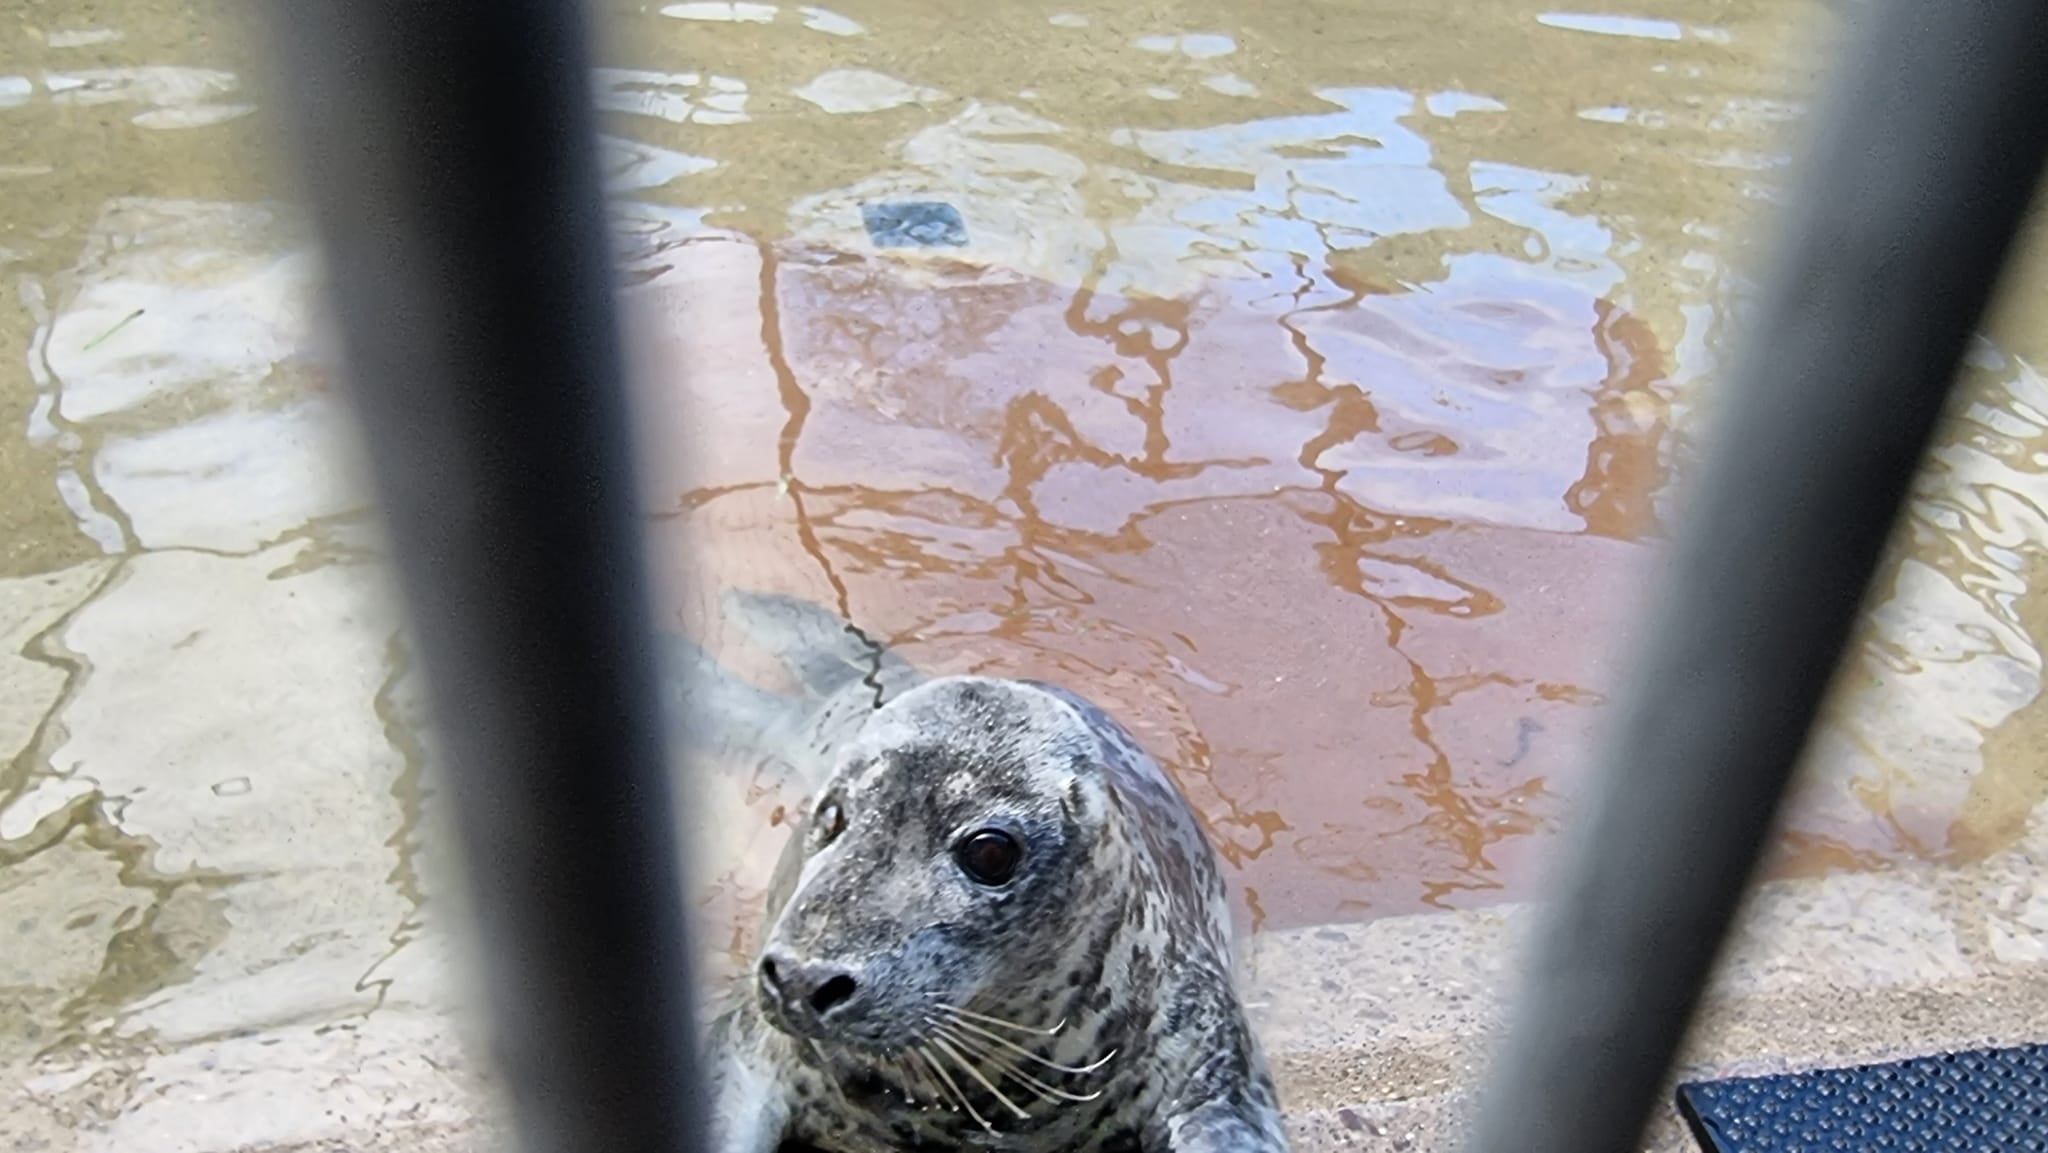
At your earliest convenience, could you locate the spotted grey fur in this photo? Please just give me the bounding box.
[675,592,1287,1153]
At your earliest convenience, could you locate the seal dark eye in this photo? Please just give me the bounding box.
[814,801,846,847]
[953,828,1022,886]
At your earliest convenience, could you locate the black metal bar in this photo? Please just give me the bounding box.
[264,5,705,1153]
[1466,1,2048,1150]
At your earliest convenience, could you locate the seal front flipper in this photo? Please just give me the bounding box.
[717,588,919,704]
[1154,1093,1290,1153]
[1147,1043,1290,1153]
[654,630,798,759]
[702,1002,792,1153]
[654,590,921,788]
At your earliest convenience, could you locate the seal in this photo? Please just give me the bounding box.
[676,593,1288,1153]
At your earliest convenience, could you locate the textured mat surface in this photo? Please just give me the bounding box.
[1676,1042,2048,1151]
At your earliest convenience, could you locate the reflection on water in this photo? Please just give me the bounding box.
[4,0,2048,1142]
[602,0,2048,954]
[627,183,2047,951]
[633,200,1667,938]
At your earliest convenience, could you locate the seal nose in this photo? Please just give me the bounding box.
[758,951,860,1023]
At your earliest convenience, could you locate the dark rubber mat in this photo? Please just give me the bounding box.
[1676,1042,2048,1151]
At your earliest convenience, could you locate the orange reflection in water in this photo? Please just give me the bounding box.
[627,230,1874,939]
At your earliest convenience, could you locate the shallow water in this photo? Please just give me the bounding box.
[2,0,2048,1119]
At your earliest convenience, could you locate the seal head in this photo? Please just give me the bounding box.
[701,665,1288,1153]
[755,676,1116,1054]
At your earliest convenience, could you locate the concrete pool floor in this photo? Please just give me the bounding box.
[7,0,2048,1150]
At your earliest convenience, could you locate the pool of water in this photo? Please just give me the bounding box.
[4,0,2048,1121]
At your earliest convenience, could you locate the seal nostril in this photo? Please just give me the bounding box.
[808,973,857,1015]
[758,957,783,995]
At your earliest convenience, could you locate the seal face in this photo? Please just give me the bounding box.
[697,650,1289,1153]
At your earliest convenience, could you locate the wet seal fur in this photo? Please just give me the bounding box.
[675,593,1287,1153]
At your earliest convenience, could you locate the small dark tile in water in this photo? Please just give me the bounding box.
[860,201,967,248]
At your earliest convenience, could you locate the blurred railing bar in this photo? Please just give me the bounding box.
[266,3,706,1153]
[1466,1,2048,1150]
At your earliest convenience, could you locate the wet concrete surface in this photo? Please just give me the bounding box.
[4,0,2048,1149]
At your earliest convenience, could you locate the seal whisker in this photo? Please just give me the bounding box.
[935,1002,1067,1038]
[930,1012,1118,1076]
[929,1033,1033,1120]
[906,1045,956,1114]
[910,1047,955,1112]
[882,1050,925,1108]
[914,1044,999,1135]
[803,1038,844,1093]
[932,1020,1107,1105]
[910,1045,964,1114]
